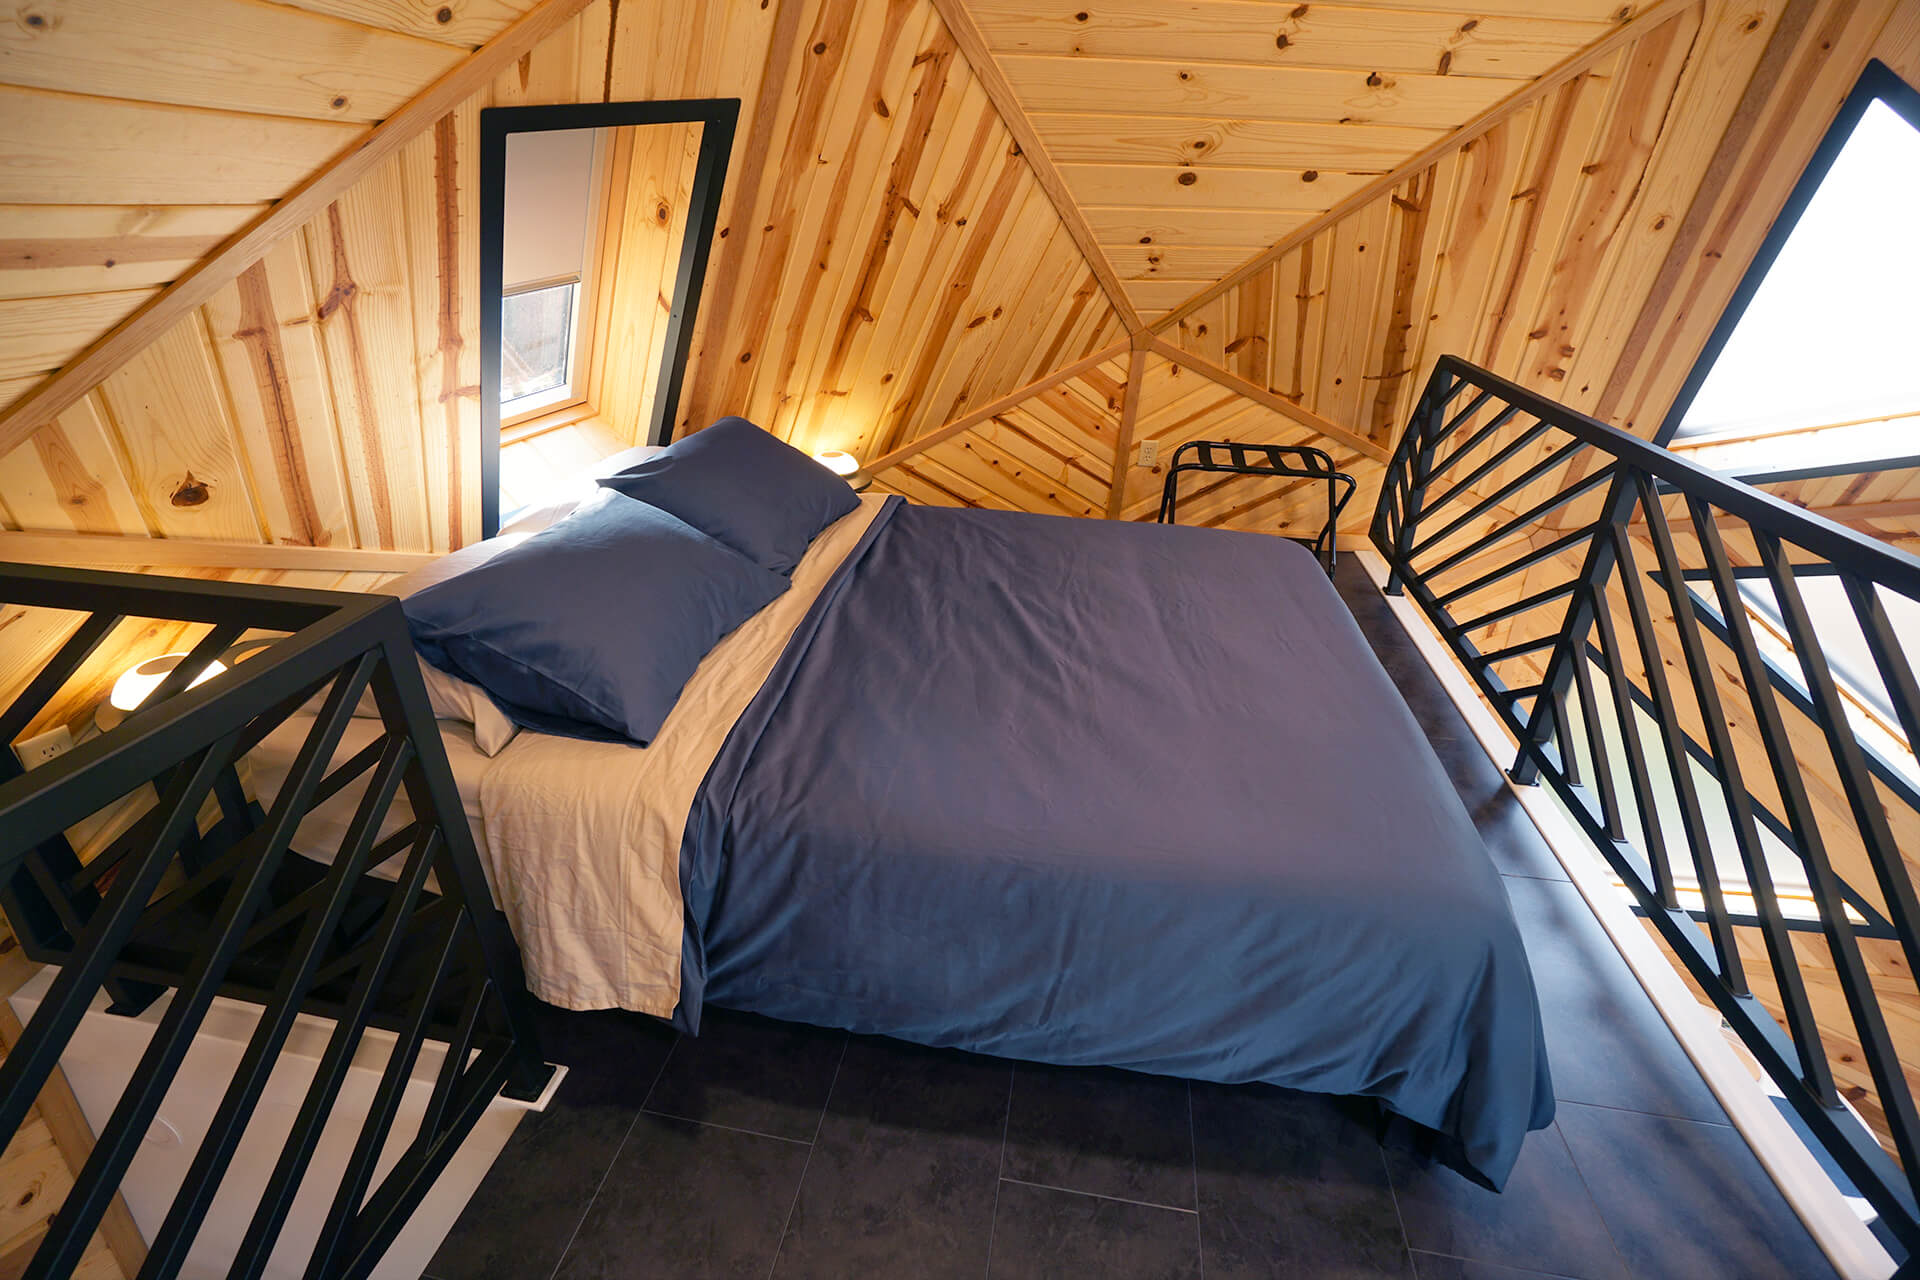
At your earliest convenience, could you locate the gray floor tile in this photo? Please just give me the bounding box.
[1411,1253,1586,1279]
[1555,1101,1839,1280]
[427,1095,638,1280]
[1501,876,1726,1123]
[1002,1063,1196,1210]
[772,1037,1010,1280]
[1385,1123,1627,1280]
[988,1179,1200,1280]
[554,1114,812,1280]
[1192,1082,1412,1279]
[643,1006,847,1141]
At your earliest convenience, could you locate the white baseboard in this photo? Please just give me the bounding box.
[1355,548,1897,1280]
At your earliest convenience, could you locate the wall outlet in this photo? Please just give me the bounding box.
[13,724,74,770]
[1135,439,1160,468]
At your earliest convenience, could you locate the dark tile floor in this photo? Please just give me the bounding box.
[429,562,1840,1280]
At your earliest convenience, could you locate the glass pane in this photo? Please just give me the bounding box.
[501,282,576,404]
[1675,99,1920,447]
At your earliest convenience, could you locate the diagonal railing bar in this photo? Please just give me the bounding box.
[1373,354,1920,1256]
[0,561,552,1280]
[1611,514,1746,994]
[302,913,464,1280]
[1432,521,1597,609]
[1424,409,1548,508]
[0,612,121,746]
[0,735,237,1146]
[1408,437,1593,562]
[34,656,379,1277]
[1847,577,1920,765]
[230,832,447,1280]
[1690,498,1841,1103]
[137,731,417,1279]
[1417,462,1618,583]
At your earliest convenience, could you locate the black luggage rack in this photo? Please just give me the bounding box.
[1156,440,1356,575]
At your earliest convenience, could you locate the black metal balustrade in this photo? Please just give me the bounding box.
[0,565,553,1279]
[1372,355,1920,1260]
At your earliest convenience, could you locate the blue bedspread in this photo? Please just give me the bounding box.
[680,499,1552,1187]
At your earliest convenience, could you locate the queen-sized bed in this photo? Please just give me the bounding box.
[255,436,1553,1190]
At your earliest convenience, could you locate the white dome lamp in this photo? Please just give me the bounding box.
[813,449,873,493]
[96,651,228,733]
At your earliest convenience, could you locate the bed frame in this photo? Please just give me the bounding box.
[1375,355,1920,1263]
[0,566,552,1279]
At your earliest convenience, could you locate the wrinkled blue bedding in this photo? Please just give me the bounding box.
[679,499,1552,1187]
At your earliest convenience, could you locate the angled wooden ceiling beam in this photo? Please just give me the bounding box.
[1146,337,1391,464]
[1151,0,1703,334]
[866,338,1130,473]
[927,0,1146,337]
[0,0,597,459]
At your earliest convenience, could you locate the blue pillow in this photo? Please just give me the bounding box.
[597,416,859,575]
[402,489,788,744]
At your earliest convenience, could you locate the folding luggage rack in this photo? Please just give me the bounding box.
[1156,440,1356,575]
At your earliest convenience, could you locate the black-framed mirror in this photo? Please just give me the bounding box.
[479,98,738,537]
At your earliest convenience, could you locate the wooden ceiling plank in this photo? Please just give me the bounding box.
[0,0,598,461]
[0,85,365,206]
[927,0,1145,334]
[1062,161,1384,213]
[996,54,1520,126]
[0,289,161,382]
[969,0,1613,79]
[0,0,467,123]
[0,204,266,302]
[265,0,539,46]
[1030,113,1450,170]
[1151,0,1702,332]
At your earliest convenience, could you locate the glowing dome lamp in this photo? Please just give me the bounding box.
[100,653,227,730]
[812,450,873,493]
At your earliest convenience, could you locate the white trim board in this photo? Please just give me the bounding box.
[1354,547,1898,1280]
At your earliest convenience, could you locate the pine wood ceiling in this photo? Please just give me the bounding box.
[0,0,549,414]
[959,0,1636,320]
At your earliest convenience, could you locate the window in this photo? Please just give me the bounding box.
[501,280,578,408]
[1662,62,1920,480]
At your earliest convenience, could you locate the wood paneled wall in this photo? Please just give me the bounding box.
[0,0,1124,553]
[0,0,543,410]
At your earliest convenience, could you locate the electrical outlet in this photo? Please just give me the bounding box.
[1135,439,1160,468]
[13,724,74,770]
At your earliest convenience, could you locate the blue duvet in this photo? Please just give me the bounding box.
[678,499,1552,1187]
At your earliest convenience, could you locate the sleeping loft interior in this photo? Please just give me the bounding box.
[0,3,1918,1279]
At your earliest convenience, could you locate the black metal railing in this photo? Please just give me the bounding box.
[1373,356,1920,1257]
[0,564,552,1279]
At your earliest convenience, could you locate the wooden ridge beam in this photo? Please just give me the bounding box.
[0,532,436,573]
[926,0,1146,337]
[1145,337,1391,464]
[0,0,598,459]
[866,339,1129,473]
[1150,0,1703,333]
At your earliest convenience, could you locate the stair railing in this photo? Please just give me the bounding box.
[0,563,552,1279]
[1373,355,1920,1257]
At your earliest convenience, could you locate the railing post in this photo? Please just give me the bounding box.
[1380,372,1449,595]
